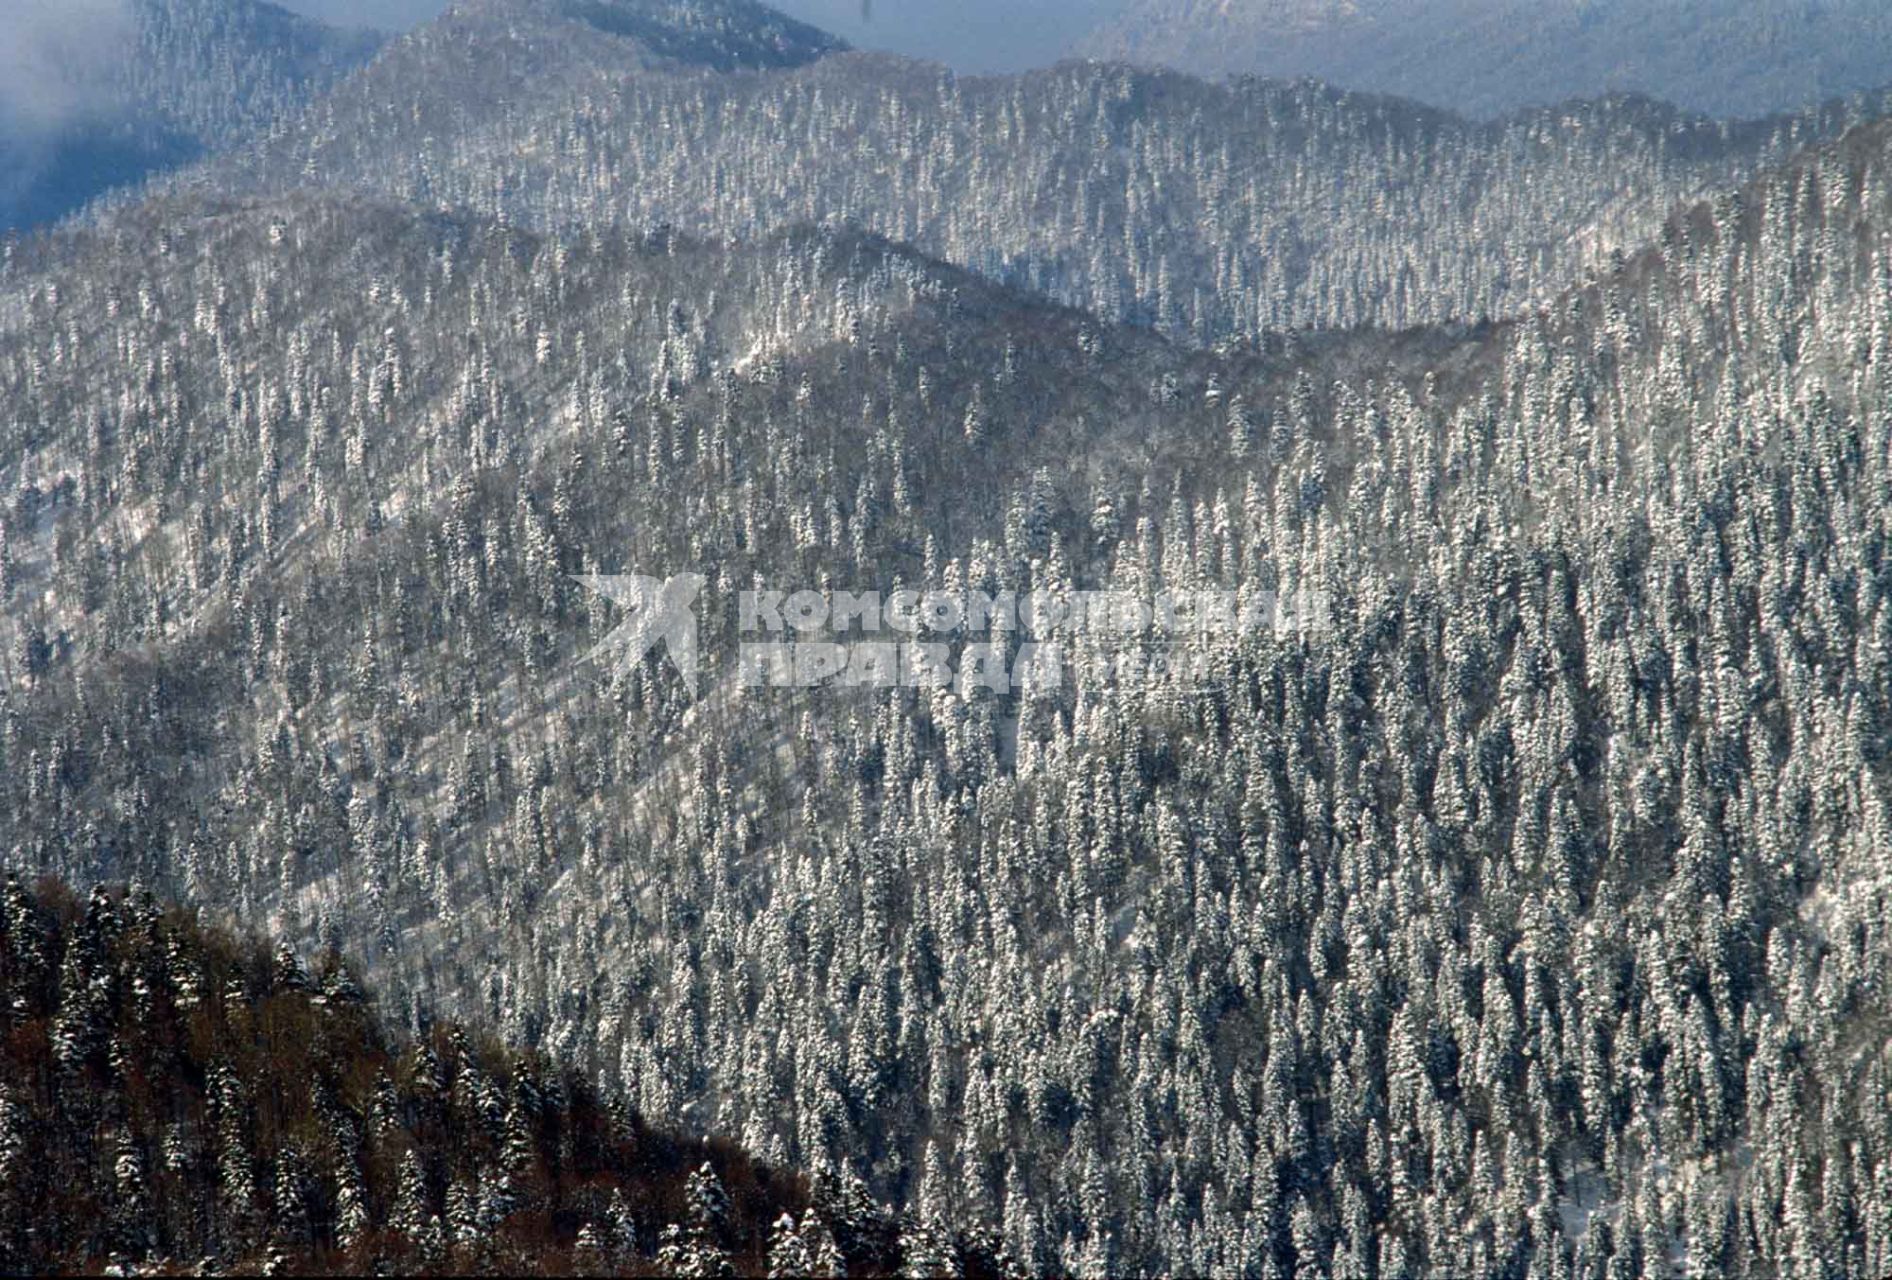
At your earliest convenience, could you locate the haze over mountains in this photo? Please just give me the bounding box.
[767,0,1125,74]
[295,0,1892,116]
[8,0,1892,1275]
[1081,0,1892,118]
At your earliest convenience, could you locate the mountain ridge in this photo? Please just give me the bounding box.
[180,0,1892,344]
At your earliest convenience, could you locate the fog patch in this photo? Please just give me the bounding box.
[0,0,138,224]
[0,0,136,136]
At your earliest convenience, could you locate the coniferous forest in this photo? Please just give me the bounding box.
[6,0,1892,1275]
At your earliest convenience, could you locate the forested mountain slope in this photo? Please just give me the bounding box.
[0,186,1212,1265]
[194,0,1892,339]
[0,875,994,1276]
[1079,0,1892,119]
[0,0,379,230]
[269,0,845,145]
[119,0,383,146]
[7,93,1892,1274]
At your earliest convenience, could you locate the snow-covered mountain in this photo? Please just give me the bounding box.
[11,0,1892,1274]
[196,0,1892,343]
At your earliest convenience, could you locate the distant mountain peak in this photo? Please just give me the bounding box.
[460,0,848,71]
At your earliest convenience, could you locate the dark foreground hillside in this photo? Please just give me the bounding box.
[0,877,1002,1276]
